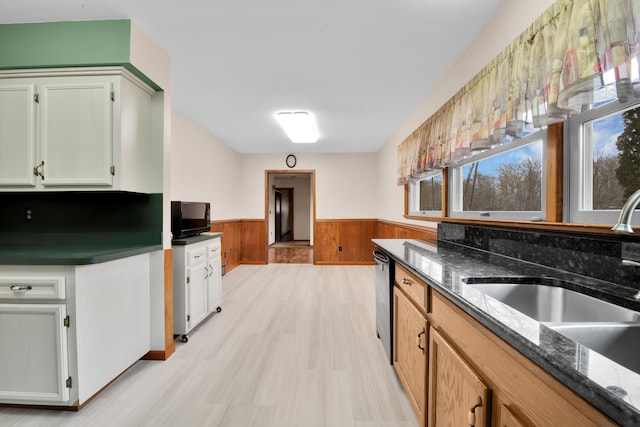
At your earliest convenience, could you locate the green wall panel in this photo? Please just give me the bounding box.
[0,20,131,69]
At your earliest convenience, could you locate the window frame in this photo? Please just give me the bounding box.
[448,131,547,221]
[407,170,444,218]
[566,99,640,226]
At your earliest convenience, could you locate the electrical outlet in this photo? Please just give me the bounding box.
[338,245,342,252]
[26,209,32,221]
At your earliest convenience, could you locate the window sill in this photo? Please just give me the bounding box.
[404,215,640,237]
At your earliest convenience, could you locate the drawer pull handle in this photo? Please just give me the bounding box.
[10,285,33,293]
[468,397,483,426]
[402,278,412,286]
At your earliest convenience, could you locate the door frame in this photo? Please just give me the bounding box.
[264,170,316,264]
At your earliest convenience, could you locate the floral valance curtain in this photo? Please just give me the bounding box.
[398,0,640,185]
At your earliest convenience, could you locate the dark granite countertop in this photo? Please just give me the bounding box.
[0,233,162,265]
[373,238,640,427]
[171,232,223,246]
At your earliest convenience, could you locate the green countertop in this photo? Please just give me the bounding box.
[0,232,162,265]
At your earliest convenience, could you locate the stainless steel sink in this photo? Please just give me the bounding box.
[463,278,640,323]
[549,323,640,374]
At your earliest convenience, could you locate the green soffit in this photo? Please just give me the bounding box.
[0,20,131,68]
[0,20,161,90]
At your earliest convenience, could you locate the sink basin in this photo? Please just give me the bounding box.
[463,278,640,323]
[549,323,640,375]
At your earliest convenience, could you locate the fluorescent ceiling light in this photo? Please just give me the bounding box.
[275,111,318,143]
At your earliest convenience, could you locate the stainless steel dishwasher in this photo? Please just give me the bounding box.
[374,249,393,364]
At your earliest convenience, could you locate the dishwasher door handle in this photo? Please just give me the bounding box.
[373,250,389,264]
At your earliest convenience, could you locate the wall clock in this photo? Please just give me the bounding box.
[286,154,297,168]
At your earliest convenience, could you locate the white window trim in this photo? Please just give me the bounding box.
[566,99,640,226]
[408,171,443,217]
[449,131,547,221]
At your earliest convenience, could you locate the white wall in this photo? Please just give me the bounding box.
[170,111,240,220]
[376,0,555,227]
[238,153,378,219]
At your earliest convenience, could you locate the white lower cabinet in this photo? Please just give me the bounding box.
[173,236,222,341]
[0,303,70,403]
[0,253,151,407]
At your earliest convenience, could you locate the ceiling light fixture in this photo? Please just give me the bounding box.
[275,111,318,143]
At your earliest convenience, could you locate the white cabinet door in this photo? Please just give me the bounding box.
[206,242,222,313]
[0,83,36,186]
[187,262,208,332]
[0,303,69,403]
[39,81,113,187]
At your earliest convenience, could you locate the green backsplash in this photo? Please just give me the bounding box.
[0,192,162,244]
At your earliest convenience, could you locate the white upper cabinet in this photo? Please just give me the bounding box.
[39,80,114,187]
[0,83,37,186]
[0,67,155,193]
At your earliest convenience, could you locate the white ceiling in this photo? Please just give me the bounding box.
[1,0,504,154]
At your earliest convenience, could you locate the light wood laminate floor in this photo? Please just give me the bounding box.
[0,264,418,427]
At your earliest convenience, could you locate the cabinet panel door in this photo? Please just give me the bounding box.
[499,404,532,427]
[39,81,113,186]
[0,303,69,403]
[0,83,36,186]
[187,263,208,331]
[207,258,222,313]
[394,287,427,426]
[428,327,490,427]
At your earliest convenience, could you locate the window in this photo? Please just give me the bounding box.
[408,172,443,217]
[568,100,640,225]
[450,132,546,220]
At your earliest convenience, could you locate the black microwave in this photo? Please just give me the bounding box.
[171,201,211,239]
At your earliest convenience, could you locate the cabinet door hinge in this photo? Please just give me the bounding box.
[66,377,72,388]
[110,165,116,176]
[34,93,39,103]
[187,314,191,322]
[110,91,115,102]
[63,315,70,328]
[187,276,190,284]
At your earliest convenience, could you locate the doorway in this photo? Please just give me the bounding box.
[274,188,294,242]
[265,170,315,264]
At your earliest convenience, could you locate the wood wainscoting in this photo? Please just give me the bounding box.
[315,219,437,265]
[210,219,267,273]
[376,219,438,241]
[212,218,437,269]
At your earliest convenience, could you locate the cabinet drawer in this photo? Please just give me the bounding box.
[395,264,427,312]
[207,244,220,257]
[187,248,207,266]
[0,276,65,299]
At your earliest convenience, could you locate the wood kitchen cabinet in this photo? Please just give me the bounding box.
[390,260,616,427]
[430,290,616,427]
[173,235,222,342]
[0,67,156,193]
[393,264,428,427]
[428,327,490,427]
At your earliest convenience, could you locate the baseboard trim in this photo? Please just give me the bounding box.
[142,343,175,361]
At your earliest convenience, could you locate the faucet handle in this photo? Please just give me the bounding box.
[621,259,640,268]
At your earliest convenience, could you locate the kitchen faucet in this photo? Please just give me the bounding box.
[611,189,640,234]
[612,189,640,299]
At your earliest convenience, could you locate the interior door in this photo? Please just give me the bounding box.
[275,190,282,241]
